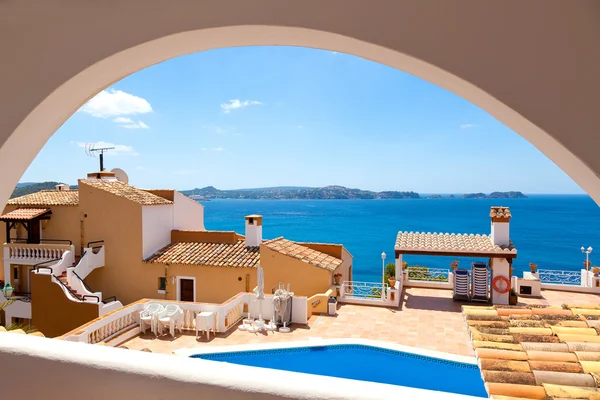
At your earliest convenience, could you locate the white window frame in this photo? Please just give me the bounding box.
[175,276,196,302]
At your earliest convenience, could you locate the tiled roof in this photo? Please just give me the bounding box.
[79,180,172,206]
[263,238,343,271]
[8,190,79,206]
[490,206,512,219]
[144,241,260,268]
[0,208,50,221]
[463,304,600,399]
[395,232,516,257]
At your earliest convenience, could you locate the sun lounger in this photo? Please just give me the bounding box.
[453,269,470,301]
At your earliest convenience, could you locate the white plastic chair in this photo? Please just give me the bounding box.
[157,304,184,337]
[195,311,215,339]
[139,303,164,334]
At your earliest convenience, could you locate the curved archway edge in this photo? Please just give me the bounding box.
[2,25,598,204]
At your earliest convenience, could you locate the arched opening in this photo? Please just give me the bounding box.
[1,25,599,207]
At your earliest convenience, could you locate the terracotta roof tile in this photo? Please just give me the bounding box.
[490,206,512,219]
[8,190,79,206]
[395,231,517,257]
[144,240,260,268]
[79,180,172,206]
[263,238,342,271]
[0,208,50,221]
[463,303,600,399]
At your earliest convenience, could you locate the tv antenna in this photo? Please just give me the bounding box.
[85,143,114,171]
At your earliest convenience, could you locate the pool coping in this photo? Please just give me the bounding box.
[174,337,478,366]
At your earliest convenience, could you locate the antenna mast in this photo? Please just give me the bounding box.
[85,144,115,171]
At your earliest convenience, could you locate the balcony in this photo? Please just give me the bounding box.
[3,242,74,265]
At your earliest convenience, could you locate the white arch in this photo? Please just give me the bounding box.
[2,26,596,203]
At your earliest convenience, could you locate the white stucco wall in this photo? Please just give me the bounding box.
[173,192,205,231]
[490,221,510,246]
[142,205,173,259]
[490,258,510,305]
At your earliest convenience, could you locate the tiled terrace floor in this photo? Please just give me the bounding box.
[122,287,600,358]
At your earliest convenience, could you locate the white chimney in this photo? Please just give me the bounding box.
[55,184,70,191]
[490,206,511,247]
[244,215,263,247]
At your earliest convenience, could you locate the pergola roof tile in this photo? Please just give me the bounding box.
[0,208,51,221]
[395,231,516,257]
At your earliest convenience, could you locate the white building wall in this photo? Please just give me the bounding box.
[142,205,174,259]
[173,191,205,231]
[490,258,510,305]
[490,221,510,246]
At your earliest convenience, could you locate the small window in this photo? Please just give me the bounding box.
[158,277,167,291]
[13,267,18,280]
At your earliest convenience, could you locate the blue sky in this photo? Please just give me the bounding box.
[21,46,582,194]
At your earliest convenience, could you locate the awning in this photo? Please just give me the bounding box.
[0,208,52,222]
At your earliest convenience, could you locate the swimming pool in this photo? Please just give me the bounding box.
[191,344,487,397]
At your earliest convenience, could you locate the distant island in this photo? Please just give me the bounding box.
[181,185,420,200]
[9,182,527,201]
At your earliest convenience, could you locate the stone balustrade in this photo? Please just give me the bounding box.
[4,243,73,263]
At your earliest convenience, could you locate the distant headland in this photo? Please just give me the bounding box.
[181,186,527,201]
[9,182,527,201]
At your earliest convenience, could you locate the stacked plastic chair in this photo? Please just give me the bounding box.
[471,262,489,302]
[453,269,470,301]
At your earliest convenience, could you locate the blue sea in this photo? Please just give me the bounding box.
[201,195,600,282]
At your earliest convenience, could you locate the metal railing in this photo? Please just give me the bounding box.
[72,270,94,294]
[33,258,61,273]
[538,269,581,285]
[407,267,450,282]
[342,281,388,299]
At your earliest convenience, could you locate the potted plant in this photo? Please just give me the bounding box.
[509,288,518,305]
[384,262,396,288]
[584,260,592,271]
[333,273,343,285]
[593,266,600,277]
[450,260,459,271]
[529,263,538,273]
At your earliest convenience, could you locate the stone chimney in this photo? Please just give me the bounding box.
[55,184,70,191]
[490,206,511,247]
[244,215,263,247]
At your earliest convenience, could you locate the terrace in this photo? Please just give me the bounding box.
[60,287,600,359]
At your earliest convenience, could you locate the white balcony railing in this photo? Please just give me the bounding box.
[341,281,388,300]
[407,267,450,283]
[538,269,581,285]
[4,243,74,264]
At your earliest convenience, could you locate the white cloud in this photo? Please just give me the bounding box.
[113,117,149,129]
[201,147,224,152]
[460,123,478,129]
[79,89,153,118]
[220,99,262,114]
[74,141,138,156]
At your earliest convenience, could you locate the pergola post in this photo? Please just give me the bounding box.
[395,252,403,282]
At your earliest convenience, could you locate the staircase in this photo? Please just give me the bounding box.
[57,272,83,301]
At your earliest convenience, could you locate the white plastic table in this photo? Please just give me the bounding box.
[196,311,215,339]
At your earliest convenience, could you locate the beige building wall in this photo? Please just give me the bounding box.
[160,264,257,304]
[260,246,331,297]
[79,182,164,305]
[0,204,81,281]
[31,272,99,338]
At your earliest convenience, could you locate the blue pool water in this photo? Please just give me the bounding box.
[192,344,487,397]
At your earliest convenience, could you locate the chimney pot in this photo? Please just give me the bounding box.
[490,206,511,246]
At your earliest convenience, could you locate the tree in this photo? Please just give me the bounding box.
[384,262,396,282]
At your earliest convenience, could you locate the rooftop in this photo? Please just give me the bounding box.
[464,303,600,399]
[263,237,343,271]
[490,206,512,219]
[144,240,260,268]
[395,231,517,257]
[79,179,172,206]
[7,190,79,206]
[0,208,51,221]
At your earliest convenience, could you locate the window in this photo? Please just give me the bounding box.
[158,277,167,291]
[13,267,18,280]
